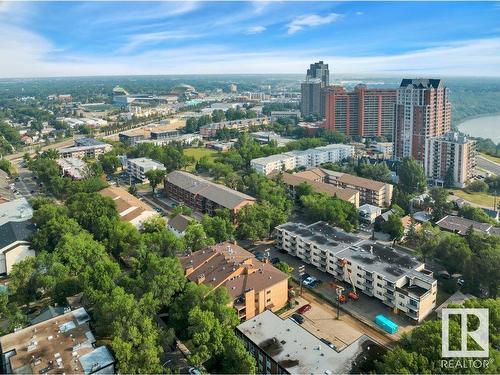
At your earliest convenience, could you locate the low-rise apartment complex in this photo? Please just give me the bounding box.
[126,157,166,182]
[275,221,437,321]
[424,132,476,188]
[164,171,256,217]
[200,117,269,138]
[0,307,114,374]
[179,242,288,321]
[236,310,378,374]
[291,168,392,207]
[280,172,360,207]
[56,157,87,179]
[250,144,354,175]
[59,139,112,159]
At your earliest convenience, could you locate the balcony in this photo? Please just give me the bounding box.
[364,273,374,281]
[407,302,419,312]
[384,292,394,300]
[385,283,395,291]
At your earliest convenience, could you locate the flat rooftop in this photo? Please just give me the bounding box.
[0,198,33,226]
[277,221,431,283]
[237,310,374,374]
[0,307,114,375]
[127,157,166,169]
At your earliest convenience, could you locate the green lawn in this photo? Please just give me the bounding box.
[449,189,497,208]
[479,153,500,164]
[184,147,219,171]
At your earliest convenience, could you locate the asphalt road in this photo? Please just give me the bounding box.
[477,155,500,176]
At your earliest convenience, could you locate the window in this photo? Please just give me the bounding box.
[266,298,271,303]
[266,290,271,294]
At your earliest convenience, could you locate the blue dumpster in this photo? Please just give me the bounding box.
[375,314,398,334]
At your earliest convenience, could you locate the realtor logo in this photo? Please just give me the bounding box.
[442,308,489,358]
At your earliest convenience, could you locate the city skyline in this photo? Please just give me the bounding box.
[1,1,500,78]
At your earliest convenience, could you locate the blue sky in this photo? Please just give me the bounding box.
[0,1,499,77]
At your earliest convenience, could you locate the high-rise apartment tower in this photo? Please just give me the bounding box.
[323,84,397,138]
[394,79,451,161]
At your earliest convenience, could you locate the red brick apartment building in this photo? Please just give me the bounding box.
[323,84,397,138]
[394,78,451,161]
[164,170,255,217]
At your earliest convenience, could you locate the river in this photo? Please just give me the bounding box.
[457,114,500,142]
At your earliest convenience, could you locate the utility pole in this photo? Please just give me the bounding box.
[335,287,344,320]
[298,265,305,296]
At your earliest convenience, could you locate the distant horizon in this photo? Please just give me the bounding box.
[2,73,500,81]
[1,1,499,78]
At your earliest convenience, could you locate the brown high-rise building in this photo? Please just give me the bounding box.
[323,84,397,138]
[394,78,451,161]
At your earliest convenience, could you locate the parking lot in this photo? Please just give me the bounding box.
[281,296,368,350]
[250,242,417,338]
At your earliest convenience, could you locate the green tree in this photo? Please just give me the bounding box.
[300,193,358,231]
[275,261,293,275]
[218,333,257,374]
[201,209,235,243]
[145,169,166,193]
[94,288,164,374]
[459,205,494,224]
[184,223,215,252]
[466,180,489,193]
[66,192,118,241]
[99,153,121,175]
[381,213,404,241]
[188,306,225,365]
[397,157,426,194]
[429,187,453,221]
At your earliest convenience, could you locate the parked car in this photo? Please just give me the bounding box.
[297,304,312,314]
[188,367,201,375]
[290,313,305,324]
[457,278,465,287]
[301,273,311,281]
[320,338,336,350]
[271,257,280,265]
[302,276,317,286]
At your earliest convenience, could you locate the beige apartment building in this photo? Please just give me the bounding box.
[280,171,360,207]
[293,168,393,207]
[424,132,476,188]
[179,242,288,321]
[275,222,437,322]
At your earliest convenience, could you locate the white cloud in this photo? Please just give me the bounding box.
[287,13,342,34]
[0,17,500,79]
[89,1,199,25]
[356,11,364,16]
[246,26,266,35]
[119,31,201,53]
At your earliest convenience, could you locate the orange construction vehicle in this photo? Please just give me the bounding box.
[340,258,359,301]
